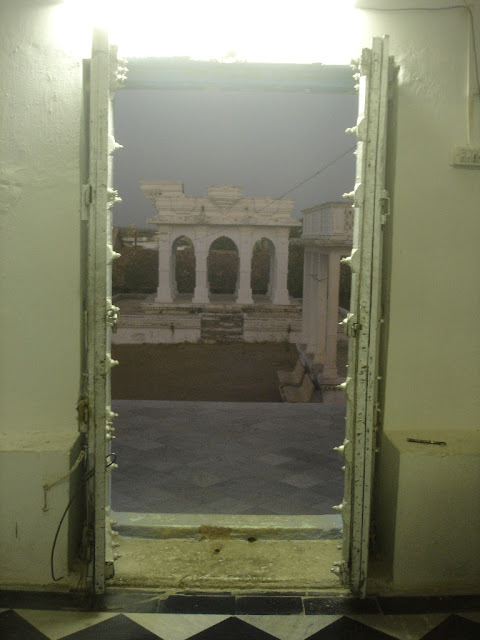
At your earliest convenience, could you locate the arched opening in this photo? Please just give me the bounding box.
[172,235,195,297]
[207,236,239,295]
[251,237,275,299]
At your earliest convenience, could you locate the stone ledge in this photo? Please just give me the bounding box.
[111,511,342,541]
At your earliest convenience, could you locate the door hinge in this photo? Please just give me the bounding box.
[76,396,89,432]
[380,190,390,227]
[331,559,348,585]
[82,183,93,220]
[339,312,362,338]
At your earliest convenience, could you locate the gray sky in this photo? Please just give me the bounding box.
[113,90,358,227]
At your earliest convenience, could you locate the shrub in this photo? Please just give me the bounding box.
[112,245,158,294]
[112,239,349,306]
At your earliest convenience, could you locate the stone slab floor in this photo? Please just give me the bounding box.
[110,400,345,515]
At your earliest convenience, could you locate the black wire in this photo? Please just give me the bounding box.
[106,452,117,467]
[50,449,118,582]
[362,5,466,11]
[50,468,94,582]
[197,145,357,243]
[465,3,480,101]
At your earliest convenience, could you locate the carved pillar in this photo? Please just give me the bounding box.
[155,233,173,303]
[307,251,327,366]
[171,249,178,299]
[306,250,319,357]
[302,246,312,344]
[313,252,328,366]
[193,234,209,303]
[323,250,341,381]
[237,232,253,304]
[271,231,290,305]
[267,246,274,298]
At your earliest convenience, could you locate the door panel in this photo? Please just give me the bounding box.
[85,28,125,594]
[335,36,392,596]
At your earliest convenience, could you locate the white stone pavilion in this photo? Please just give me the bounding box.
[141,181,301,305]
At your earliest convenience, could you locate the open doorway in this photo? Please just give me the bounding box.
[109,82,356,519]
[85,34,393,595]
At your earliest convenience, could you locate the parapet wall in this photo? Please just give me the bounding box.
[112,297,302,344]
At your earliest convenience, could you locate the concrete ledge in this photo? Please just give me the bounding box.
[0,430,83,585]
[111,511,342,541]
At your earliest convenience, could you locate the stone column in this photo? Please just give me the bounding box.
[170,249,178,299]
[236,232,253,304]
[313,252,328,366]
[307,250,327,366]
[271,231,290,305]
[306,250,319,357]
[302,246,312,345]
[267,247,275,298]
[155,233,173,303]
[192,234,209,304]
[323,250,341,381]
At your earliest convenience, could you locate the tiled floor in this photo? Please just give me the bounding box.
[2,591,480,639]
[110,400,346,515]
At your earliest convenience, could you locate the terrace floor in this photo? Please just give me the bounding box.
[110,400,346,516]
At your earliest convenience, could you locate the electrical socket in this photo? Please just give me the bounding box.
[451,146,480,168]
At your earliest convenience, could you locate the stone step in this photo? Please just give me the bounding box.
[200,311,244,343]
[202,320,243,327]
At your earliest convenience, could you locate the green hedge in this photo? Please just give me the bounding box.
[113,244,350,307]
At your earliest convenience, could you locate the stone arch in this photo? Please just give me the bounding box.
[172,235,195,295]
[251,237,276,298]
[207,235,239,295]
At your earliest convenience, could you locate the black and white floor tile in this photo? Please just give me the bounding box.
[1,593,480,640]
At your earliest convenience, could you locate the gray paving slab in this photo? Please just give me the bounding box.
[110,400,346,515]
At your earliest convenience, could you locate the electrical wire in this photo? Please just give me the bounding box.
[464,2,480,101]
[50,452,118,583]
[361,4,466,11]
[194,145,357,244]
[50,468,94,582]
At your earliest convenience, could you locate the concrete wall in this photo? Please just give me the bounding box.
[1,0,479,594]
[0,0,86,585]
[355,1,480,593]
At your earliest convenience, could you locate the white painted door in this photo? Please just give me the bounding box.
[85,28,126,594]
[334,36,393,596]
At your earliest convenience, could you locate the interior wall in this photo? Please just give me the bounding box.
[1,0,479,594]
[0,0,85,435]
[356,1,480,593]
[0,0,86,584]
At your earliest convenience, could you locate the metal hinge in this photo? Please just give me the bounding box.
[331,559,348,585]
[76,396,89,432]
[339,312,362,338]
[82,183,93,221]
[380,190,390,227]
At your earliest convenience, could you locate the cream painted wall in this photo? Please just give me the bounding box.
[1,0,479,593]
[358,3,480,432]
[0,1,87,585]
[356,1,480,593]
[0,0,85,435]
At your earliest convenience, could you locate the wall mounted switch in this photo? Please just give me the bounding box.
[451,146,480,168]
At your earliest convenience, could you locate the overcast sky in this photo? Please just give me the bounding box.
[113,90,358,227]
